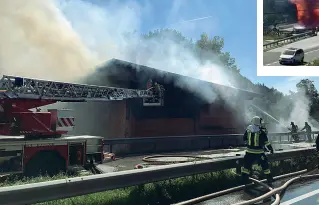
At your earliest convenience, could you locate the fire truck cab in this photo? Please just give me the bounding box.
[0,75,161,176]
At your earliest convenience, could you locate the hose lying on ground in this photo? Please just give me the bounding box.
[234,172,319,205]
[172,169,307,205]
[142,155,212,165]
[248,177,280,205]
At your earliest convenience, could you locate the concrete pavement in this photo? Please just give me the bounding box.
[96,141,314,173]
[96,148,246,173]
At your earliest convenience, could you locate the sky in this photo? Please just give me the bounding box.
[80,0,319,95]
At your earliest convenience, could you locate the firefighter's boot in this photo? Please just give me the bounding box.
[266,176,274,187]
[242,174,249,185]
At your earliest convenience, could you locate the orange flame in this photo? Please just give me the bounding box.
[289,0,319,27]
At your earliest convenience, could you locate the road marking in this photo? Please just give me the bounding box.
[280,189,319,205]
[265,48,319,66]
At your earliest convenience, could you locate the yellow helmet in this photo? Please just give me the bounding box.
[251,116,261,126]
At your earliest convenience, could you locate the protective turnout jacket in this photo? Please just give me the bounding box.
[243,124,274,154]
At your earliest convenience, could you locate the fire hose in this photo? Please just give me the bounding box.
[172,169,307,205]
[246,177,280,205]
[234,172,319,205]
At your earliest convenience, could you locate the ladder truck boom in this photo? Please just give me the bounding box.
[0,75,164,138]
[0,75,155,102]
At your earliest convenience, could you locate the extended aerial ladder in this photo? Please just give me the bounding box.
[0,75,162,138]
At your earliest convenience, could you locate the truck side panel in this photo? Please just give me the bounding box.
[0,150,23,174]
[23,145,68,168]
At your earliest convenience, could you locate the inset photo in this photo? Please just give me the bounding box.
[259,0,319,76]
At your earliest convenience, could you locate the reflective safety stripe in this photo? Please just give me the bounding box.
[254,133,260,146]
[247,132,251,146]
[247,132,260,147]
[265,141,271,146]
[264,169,271,174]
[246,148,264,154]
[241,167,250,174]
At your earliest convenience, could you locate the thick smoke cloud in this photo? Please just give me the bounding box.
[0,0,231,100]
[249,78,319,134]
[0,0,256,139]
[53,0,236,138]
[290,0,319,27]
[56,0,233,103]
[0,0,99,81]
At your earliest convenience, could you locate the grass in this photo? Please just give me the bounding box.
[2,154,317,205]
[264,34,289,41]
[306,59,319,66]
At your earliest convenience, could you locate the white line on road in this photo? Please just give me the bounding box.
[265,48,319,66]
[280,189,319,205]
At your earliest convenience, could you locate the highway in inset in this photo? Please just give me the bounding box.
[264,35,319,66]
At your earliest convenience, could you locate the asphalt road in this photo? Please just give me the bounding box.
[199,172,319,205]
[263,35,319,66]
[280,179,319,205]
[264,46,319,66]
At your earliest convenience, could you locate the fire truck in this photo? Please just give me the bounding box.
[0,75,159,176]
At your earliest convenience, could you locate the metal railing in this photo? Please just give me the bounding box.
[103,131,319,153]
[263,31,316,51]
[0,147,315,205]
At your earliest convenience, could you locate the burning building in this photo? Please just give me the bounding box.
[71,59,260,153]
[290,0,319,28]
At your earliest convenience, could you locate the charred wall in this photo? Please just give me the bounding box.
[70,59,257,154]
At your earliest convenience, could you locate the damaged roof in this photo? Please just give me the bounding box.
[93,58,261,98]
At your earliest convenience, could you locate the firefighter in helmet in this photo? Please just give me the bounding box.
[301,122,312,142]
[289,122,299,142]
[241,116,274,186]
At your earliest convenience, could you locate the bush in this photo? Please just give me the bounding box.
[307,59,319,66]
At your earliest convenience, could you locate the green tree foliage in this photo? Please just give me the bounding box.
[138,28,319,124]
[296,79,319,119]
[263,0,297,27]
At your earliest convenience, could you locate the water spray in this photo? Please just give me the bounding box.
[250,104,287,128]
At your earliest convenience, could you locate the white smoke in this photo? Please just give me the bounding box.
[0,0,234,103]
[258,77,319,132]
[53,0,233,102]
[1,0,251,140]
[0,0,101,81]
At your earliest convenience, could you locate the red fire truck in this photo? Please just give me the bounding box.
[0,75,158,176]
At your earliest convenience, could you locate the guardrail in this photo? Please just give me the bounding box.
[104,131,319,153]
[0,147,315,205]
[263,31,316,51]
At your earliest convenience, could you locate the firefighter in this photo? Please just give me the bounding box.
[241,116,274,186]
[289,122,299,142]
[301,122,312,142]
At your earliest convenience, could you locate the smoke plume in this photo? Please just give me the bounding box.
[290,0,319,27]
[254,78,319,133]
[1,0,254,140]
[0,0,102,81]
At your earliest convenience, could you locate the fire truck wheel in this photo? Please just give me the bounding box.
[24,151,66,177]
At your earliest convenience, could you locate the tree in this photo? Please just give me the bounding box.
[296,79,318,98]
[263,0,297,26]
[139,28,319,125]
[296,79,319,119]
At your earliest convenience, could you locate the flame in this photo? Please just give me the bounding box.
[289,0,319,27]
